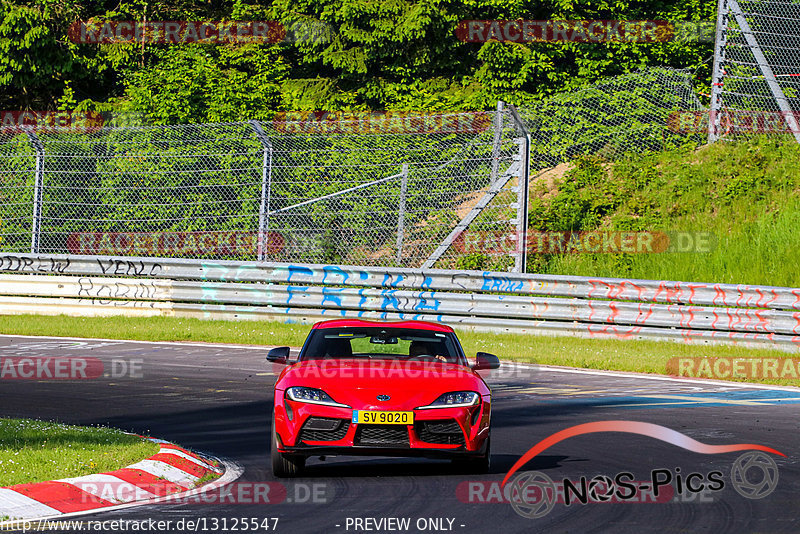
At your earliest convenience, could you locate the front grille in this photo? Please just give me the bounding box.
[415,420,465,445]
[299,417,350,442]
[354,425,410,447]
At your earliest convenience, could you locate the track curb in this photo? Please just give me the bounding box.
[0,435,243,528]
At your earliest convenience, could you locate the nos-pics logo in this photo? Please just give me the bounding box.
[501,421,783,519]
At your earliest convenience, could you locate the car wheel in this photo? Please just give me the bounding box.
[453,437,490,474]
[271,414,305,478]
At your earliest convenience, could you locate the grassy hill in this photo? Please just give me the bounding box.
[524,136,800,287]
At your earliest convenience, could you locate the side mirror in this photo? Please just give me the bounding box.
[473,352,500,371]
[267,346,291,365]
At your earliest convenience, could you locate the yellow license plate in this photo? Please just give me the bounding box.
[352,411,414,425]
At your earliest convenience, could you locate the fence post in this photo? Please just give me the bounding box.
[395,163,409,265]
[490,101,504,184]
[508,106,530,274]
[708,0,728,143]
[250,120,273,261]
[23,128,44,254]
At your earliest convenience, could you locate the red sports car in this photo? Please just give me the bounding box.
[268,319,499,477]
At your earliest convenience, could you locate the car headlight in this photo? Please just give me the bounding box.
[417,391,480,409]
[285,387,350,408]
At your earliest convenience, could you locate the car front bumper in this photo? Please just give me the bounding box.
[273,396,491,458]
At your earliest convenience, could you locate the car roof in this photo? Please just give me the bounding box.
[311,319,455,333]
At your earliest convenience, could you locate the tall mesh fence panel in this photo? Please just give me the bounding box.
[519,67,707,171]
[711,0,800,141]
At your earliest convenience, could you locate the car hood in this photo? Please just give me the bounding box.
[276,359,486,410]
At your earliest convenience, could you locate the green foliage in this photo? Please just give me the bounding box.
[528,136,800,286]
[0,0,714,115]
[455,252,513,271]
[0,0,85,109]
[319,226,343,264]
[0,119,507,265]
[0,418,159,486]
[530,155,606,231]
[122,44,289,124]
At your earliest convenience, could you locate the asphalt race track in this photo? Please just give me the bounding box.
[1,335,799,533]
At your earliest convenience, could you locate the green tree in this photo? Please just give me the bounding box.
[119,44,289,124]
[0,0,86,109]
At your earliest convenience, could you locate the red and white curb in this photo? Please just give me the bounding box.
[0,436,242,525]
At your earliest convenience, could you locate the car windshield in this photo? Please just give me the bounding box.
[300,327,465,364]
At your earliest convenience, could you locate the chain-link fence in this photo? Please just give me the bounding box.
[0,69,707,271]
[0,112,527,270]
[519,67,707,171]
[710,0,800,142]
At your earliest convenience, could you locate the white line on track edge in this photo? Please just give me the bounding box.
[2,333,798,391]
[0,333,272,351]
[518,362,800,392]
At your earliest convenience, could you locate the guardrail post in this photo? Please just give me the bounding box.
[250,120,273,261]
[508,105,530,273]
[396,163,409,265]
[23,128,45,254]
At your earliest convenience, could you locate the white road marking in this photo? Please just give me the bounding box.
[0,488,62,520]
[2,334,797,391]
[124,460,200,488]
[0,334,271,350]
[604,395,791,407]
[524,363,800,392]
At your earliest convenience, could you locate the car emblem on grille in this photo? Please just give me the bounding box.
[376,394,391,401]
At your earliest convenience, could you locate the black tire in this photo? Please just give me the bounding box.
[453,437,491,474]
[271,415,305,478]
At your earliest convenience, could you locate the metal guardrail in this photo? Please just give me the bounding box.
[0,253,798,351]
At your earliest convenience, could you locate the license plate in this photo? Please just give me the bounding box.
[352,411,413,425]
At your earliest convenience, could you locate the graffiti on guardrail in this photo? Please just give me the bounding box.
[96,258,164,277]
[77,278,163,303]
[1,254,799,350]
[481,273,525,293]
[2,254,799,310]
[0,255,71,273]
